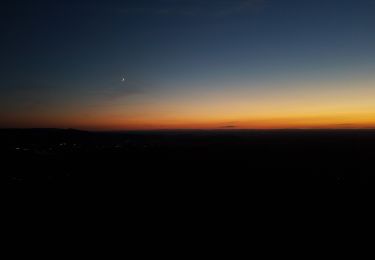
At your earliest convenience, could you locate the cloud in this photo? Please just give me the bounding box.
[92,86,142,100]
[220,121,239,128]
[89,78,148,102]
[0,82,58,107]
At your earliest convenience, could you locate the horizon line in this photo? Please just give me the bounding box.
[2,127,375,132]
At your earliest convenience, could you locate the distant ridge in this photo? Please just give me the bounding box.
[1,128,375,134]
[0,128,91,135]
[0,128,93,144]
[0,128,86,132]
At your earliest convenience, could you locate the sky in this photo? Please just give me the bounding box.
[1,0,375,130]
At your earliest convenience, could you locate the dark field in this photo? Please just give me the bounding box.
[2,129,375,191]
[3,128,375,241]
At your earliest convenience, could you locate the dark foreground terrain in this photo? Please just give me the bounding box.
[3,129,374,247]
[2,128,375,191]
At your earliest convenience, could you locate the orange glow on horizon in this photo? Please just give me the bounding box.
[1,77,375,130]
[5,112,375,131]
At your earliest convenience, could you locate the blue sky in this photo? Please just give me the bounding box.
[1,0,375,129]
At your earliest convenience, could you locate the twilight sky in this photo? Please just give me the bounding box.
[1,0,375,130]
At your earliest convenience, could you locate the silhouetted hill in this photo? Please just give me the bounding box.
[0,128,92,147]
[0,128,89,136]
